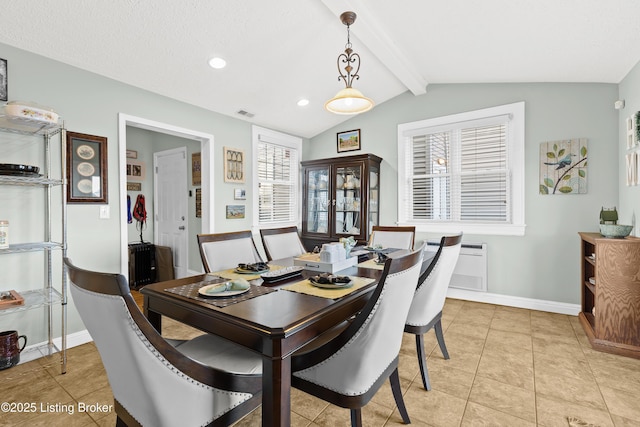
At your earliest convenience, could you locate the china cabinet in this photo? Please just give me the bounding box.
[0,115,67,373]
[301,153,381,250]
[578,232,640,359]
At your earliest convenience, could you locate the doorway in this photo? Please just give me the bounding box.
[118,113,214,277]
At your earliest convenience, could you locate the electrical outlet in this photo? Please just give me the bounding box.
[99,206,110,219]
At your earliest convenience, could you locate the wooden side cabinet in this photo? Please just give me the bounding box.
[578,232,640,359]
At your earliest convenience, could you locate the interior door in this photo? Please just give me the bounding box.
[154,147,188,278]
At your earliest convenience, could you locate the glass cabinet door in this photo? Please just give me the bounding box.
[305,167,330,234]
[335,164,363,236]
[368,164,380,235]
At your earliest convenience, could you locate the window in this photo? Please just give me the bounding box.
[397,102,525,236]
[252,126,302,227]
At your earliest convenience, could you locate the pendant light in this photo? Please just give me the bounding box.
[325,11,374,115]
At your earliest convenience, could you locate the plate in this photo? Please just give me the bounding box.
[198,283,250,298]
[309,278,353,289]
[234,267,270,274]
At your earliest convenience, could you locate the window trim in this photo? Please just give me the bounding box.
[397,102,526,236]
[251,125,302,230]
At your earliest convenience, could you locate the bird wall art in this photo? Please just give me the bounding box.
[539,139,588,194]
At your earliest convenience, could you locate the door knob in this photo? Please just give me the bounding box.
[178,226,185,230]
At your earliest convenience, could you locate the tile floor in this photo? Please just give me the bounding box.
[1,298,639,426]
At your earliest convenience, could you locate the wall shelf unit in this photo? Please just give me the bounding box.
[0,116,67,373]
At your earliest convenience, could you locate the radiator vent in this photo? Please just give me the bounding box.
[425,241,487,292]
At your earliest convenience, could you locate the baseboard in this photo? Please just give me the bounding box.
[446,288,581,316]
[18,330,94,365]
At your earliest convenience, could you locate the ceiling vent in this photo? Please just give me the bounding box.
[237,109,255,118]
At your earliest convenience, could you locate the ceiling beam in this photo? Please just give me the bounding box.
[320,0,428,96]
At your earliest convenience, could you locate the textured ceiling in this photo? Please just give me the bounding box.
[1,0,640,138]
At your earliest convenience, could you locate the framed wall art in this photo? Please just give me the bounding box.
[0,58,7,102]
[234,188,246,200]
[66,131,108,203]
[337,129,361,153]
[126,149,138,159]
[223,146,245,183]
[192,152,201,186]
[226,205,245,219]
[127,182,142,192]
[126,160,146,182]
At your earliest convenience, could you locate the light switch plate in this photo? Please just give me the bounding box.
[99,206,110,219]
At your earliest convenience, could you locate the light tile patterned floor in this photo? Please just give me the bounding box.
[1,299,639,426]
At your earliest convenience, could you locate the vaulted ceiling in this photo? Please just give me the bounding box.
[1,0,640,138]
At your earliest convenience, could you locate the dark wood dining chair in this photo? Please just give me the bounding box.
[197,230,263,272]
[64,258,263,427]
[259,226,306,261]
[291,248,424,427]
[405,233,462,390]
[368,225,416,250]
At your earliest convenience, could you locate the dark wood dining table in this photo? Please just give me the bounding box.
[140,258,384,427]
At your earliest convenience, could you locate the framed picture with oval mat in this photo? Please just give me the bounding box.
[66,131,108,203]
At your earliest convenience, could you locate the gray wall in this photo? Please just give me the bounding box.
[305,83,619,304]
[0,42,265,341]
[618,62,640,235]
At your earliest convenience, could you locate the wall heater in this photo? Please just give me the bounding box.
[425,241,488,292]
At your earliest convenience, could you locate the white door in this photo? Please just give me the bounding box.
[154,147,188,278]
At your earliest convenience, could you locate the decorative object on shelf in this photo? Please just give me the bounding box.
[0,330,27,370]
[126,149,137,159]
[226,205,245,219]
[599,207,618,224]
[0,290,23,308]
[4,100,58,125]
[370,171,378,188]
[337,129,361,153]
[539,138,588,195]
[325,12,374,115]
[66,131,108,203]
[223,146,244,183]
[0,58,6,102]
[234,188,246,200]
[192,152,201,186]
[599,224,633,238]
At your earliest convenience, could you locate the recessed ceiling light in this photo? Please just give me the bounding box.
[208,57,227,69]
[297,99,310,107]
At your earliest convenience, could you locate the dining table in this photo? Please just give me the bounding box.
[140,251,434,427]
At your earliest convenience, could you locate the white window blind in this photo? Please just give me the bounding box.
[252,125,302,228]
[398,102,525,236]
[256,141,298,224]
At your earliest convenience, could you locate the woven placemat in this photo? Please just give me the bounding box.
[357,259,385,270]
[281,276,375,299]
[165,279,277,308]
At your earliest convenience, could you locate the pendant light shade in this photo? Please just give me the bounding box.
[325,11,374,115]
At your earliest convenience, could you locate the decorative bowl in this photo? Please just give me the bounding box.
[599,224,633,238]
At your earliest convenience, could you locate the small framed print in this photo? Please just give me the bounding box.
[126,160,146,182]
[0,58,7,102]
[234,188,246,200]
[127,182,142,191]
[223,147,245,183]
[66,131,108,203]
[337,129,361,153]
[192,152,201,186]
[126,149,138,159]
[226,205,245,219]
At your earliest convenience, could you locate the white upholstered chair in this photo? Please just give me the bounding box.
[197,230,263,272]
[368,225,416,250]
[405,234,462,390]
[259,226,306,261]
[64,258,263,427]
[291,248,424,427]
